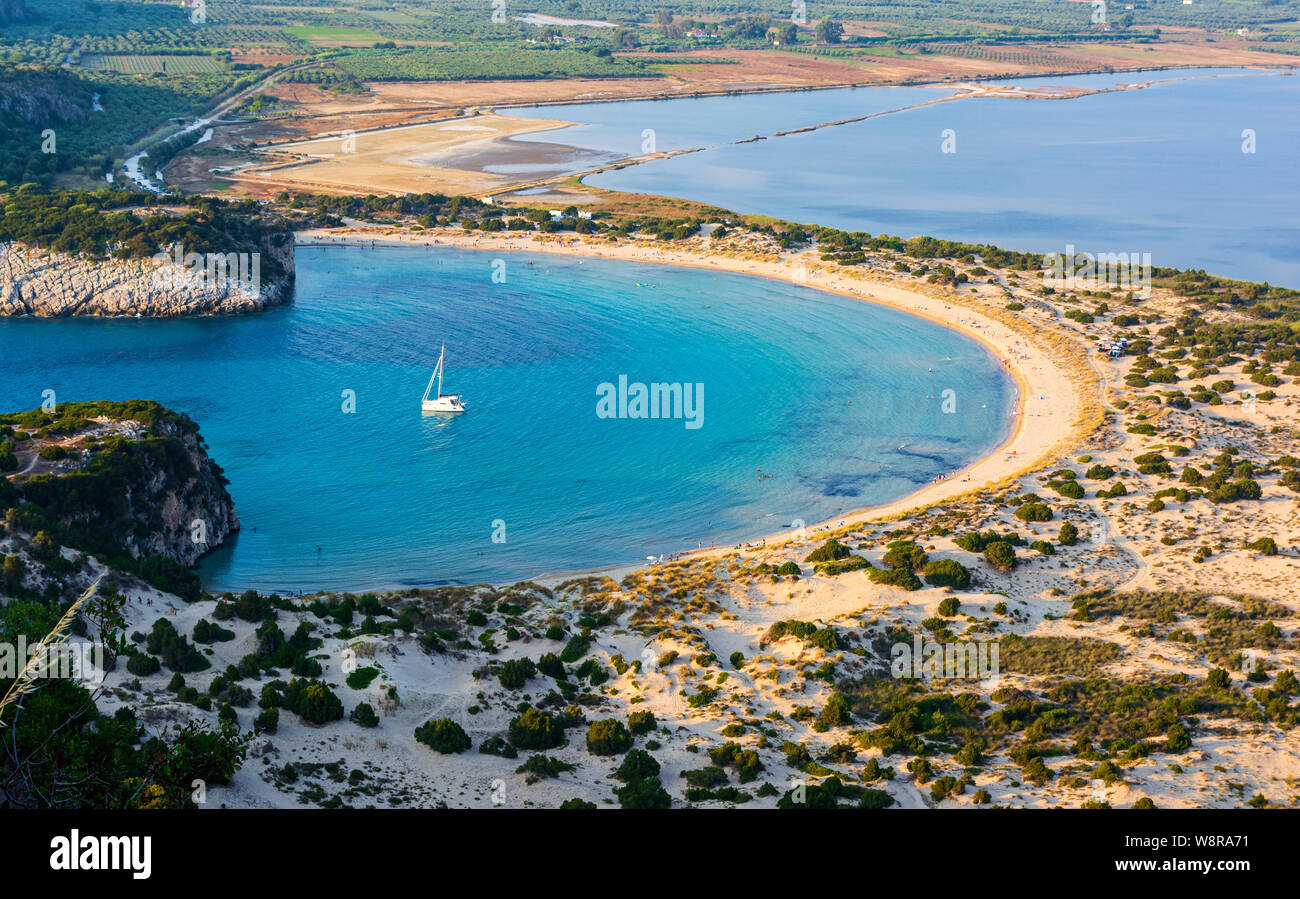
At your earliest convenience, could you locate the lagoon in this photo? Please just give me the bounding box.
[513,67,1300,286]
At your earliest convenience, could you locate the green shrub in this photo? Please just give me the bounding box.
[616,776,671,809]
[614,748,660,782]
[983,541,1017,572]
[345,666,380,690]
[883,541,928,571]
[805,538,850,563]
[283,679,344,725]
[924,559,971,590]
[627,709,657,735]
[146,619,210,673]
[816,692,853,730]
[1048,480,1085,499]
[1022,756,1053,784]
[815,554,872,575]
[868,566,922,590]
[1014,502,1053,522]
[192,618,235,644]
[516,754,575,780]
[1165,720,1191,752]
[415,717,471,753]
[509,706,564,750]
[498,657,536,689]
[126,652,161,676]
[858,788,895,809]
[349,702,380,728]
[559,797,596,809]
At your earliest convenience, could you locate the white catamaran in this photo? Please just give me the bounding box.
[421,345,466,413]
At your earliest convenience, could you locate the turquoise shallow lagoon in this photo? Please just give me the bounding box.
[0,246,1014,591]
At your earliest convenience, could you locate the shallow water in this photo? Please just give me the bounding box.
[0,246,1015,591]
[513,67,1300,285]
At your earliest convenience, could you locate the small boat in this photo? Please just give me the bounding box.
[421,345,466,413]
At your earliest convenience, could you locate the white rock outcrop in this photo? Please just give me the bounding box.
[0,239,295,317]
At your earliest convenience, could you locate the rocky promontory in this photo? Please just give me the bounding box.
[0,187,296,317]
[0,234,295,317]
[1,401,238,599]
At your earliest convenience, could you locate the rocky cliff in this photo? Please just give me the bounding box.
[0,232,295,317]
[1,401,238,579]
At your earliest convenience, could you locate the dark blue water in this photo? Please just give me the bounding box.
[513,68,1300,285]
[0,246,1014,591]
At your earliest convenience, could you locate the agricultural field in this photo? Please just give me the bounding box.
[331,47,656,81]
[286,25,391,45]
[80,54,227,75]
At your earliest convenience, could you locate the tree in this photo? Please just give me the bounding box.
[627,709,657,735]
[586,718,633,756]
[883,541,928,571]
[983,541,1017,572]
[1058,521,1078,545]
[616,776,671,809]
[1206,667,1231,690]
[614,748,660,782]
[773,23,797,45]
[415,718,471,753]
[350,702,379,728]
[816,18,843,43]
[287,680,343,724]
[1022,756,1053,784]
[1165,720,1191,752]
[1,553,23,593]
[498,657,535,689]
[508,706,563,750]
[924,559,971,590]
[816,692,853,730]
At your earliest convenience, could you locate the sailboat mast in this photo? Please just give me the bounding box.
[437,345,445,397]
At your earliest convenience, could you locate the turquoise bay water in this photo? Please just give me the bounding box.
[0,246,1014,591]
[512,68,1300,286]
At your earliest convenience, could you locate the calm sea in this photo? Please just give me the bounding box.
[0,246,1014,591]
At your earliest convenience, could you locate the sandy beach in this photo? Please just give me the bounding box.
[296,225,1092,545]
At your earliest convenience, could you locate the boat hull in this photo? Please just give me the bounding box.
[422,395,466,413]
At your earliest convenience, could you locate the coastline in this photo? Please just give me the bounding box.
[296,226,1093,562]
